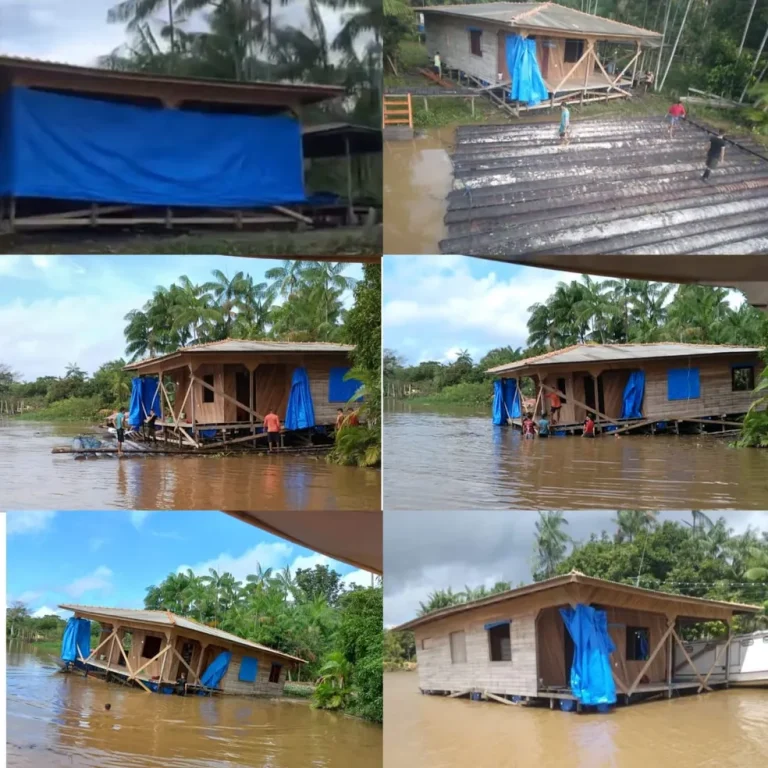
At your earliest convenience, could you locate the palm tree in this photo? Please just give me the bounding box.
[613,510,658,543]
[534,512,570,578]
[107,0,178,53]
[265,260,309,299]
[65,363,85,380]
[417,587,462,616]
[203,270,252,337]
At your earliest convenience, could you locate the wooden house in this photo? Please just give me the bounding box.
[394,572,760,710]
[59,604,305,696]
[488,342,764,435]
[0,55,342,232]
[422,2,661,107]
[124,339,360,450]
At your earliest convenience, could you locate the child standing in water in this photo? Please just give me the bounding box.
[522,413,537,439]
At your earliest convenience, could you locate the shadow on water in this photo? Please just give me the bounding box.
[8,643,382,768]
[385,672,768,768]
[383,129,454,254]
[383,407,768,510]
[0,422,380,511]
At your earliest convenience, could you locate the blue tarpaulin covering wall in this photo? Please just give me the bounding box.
[328,367,363,403]
[559,604,617,706]
[506,35,550,106]
[200,650,231,689]
[620,371,645,419]
[285,367,316,430]
[0,87,305,206]
[128,378,162,429]
[492,378,522,425]
[667,368,701,400]
[61,617,91,663]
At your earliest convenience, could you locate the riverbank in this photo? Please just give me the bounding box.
[13,397,103,422]
[389,382,491,409]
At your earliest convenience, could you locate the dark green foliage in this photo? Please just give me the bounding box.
[295,565,346,607]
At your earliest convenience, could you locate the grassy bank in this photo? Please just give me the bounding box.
[14,396,103,422]
[401,382,492,409]
[284,682,315,698]
[1,227,382,256]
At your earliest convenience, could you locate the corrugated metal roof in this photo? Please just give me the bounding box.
[393,571,761,632]
[487,343,762,374]
[59,604,306,663]
[442,118,768,256]
[422,2,662,39]
[124,338,354,370]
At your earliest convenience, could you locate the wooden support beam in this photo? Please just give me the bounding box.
[192,373,264,423]
[667,625,674,698]
[592,49,632,98]
[486,691,517,706]
[115,636,152,693]
[672,628,712,692]
[83,628,119,666]
[599,417,656,437]
[272,205,313,226]
[725,622,731,686]
[627,621,676,697]
[540,383,620,426]
[158,378,199,448]
[552,40,595,94]
[196,430,270,451]
[698,628,731,692]
[132,642,173,679]
[449,689,471,698]
[171,645,212,692]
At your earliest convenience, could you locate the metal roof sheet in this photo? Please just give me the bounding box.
[487,343,763,374]
[393,571,761,632]
[124,338,355,370]
[59,604,306,663]
[421,2,662,39]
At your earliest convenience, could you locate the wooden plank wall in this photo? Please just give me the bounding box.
[426,16,502,85]
[255,364,290,419]
[535,35,592,87]
[219,649,288,695]
[643,358,765,419]
[97,625,169,679]
[537,605,667,687]
[414,609,538,696]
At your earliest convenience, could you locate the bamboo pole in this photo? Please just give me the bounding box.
[739,24,768,103]
[667,624,673,698]
[739,0,758,56]
[660,0,695,91]
[627,621,676,697]
[158,378,198,448]
[725,622,731,686]
[655,0,673,88]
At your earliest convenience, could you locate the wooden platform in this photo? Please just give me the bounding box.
[545,74,633,94]
[508,414,744,437]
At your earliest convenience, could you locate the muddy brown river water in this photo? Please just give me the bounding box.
[0,421,380,511]
[383,406,768,509]
[7,643,382,768]
[384,672,768,768]
[383,130,453,254]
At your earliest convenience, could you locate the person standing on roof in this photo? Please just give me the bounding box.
[665,99,686,138]
[702,130,727,181]
[559,104,571,146]
[433,51,442,79]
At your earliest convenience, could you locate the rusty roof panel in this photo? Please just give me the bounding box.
[440,117,768,256]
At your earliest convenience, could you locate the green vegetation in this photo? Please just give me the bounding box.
[329,264,382,467]
[142,563,382,721]
[385,279,768,410]
[6,604,101,644]
[387,513,768,647]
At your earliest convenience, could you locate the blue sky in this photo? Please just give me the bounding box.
[383,256,743,366]
[0,255,362,380]
[6,511,370,618]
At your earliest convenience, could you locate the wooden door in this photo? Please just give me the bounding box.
[255,364,290,419]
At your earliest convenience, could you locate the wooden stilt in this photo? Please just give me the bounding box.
[725,622,731,687]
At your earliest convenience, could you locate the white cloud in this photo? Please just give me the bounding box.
[6,511,57,535]
[64,566,113,598]
[178,541,295,583]
[16,590,43,603]
[32,605,66,618]
[342,569,375,589]
[88,537,105,552]
[129,512,152,529]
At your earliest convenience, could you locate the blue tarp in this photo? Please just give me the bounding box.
[506,35,550,106]
[667,368,701,401]
[0,87,305,206]
[328,367,363,403]
[492,378,522,425]
[61,617,91,663]
[284,367,316,430]
[620,371,645,419]
[128,377,162,430]
[559,604,617,706]
[200,650,231,689]
[239,656,258,682]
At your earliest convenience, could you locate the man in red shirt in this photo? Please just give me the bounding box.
[583,413,596,438]
[263,408,281,452]
[665,100,686,137]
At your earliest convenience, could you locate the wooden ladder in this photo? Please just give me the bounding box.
[383,93,413,129]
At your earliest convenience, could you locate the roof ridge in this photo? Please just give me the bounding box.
[543,1,663,35]
[510,2,550,24]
